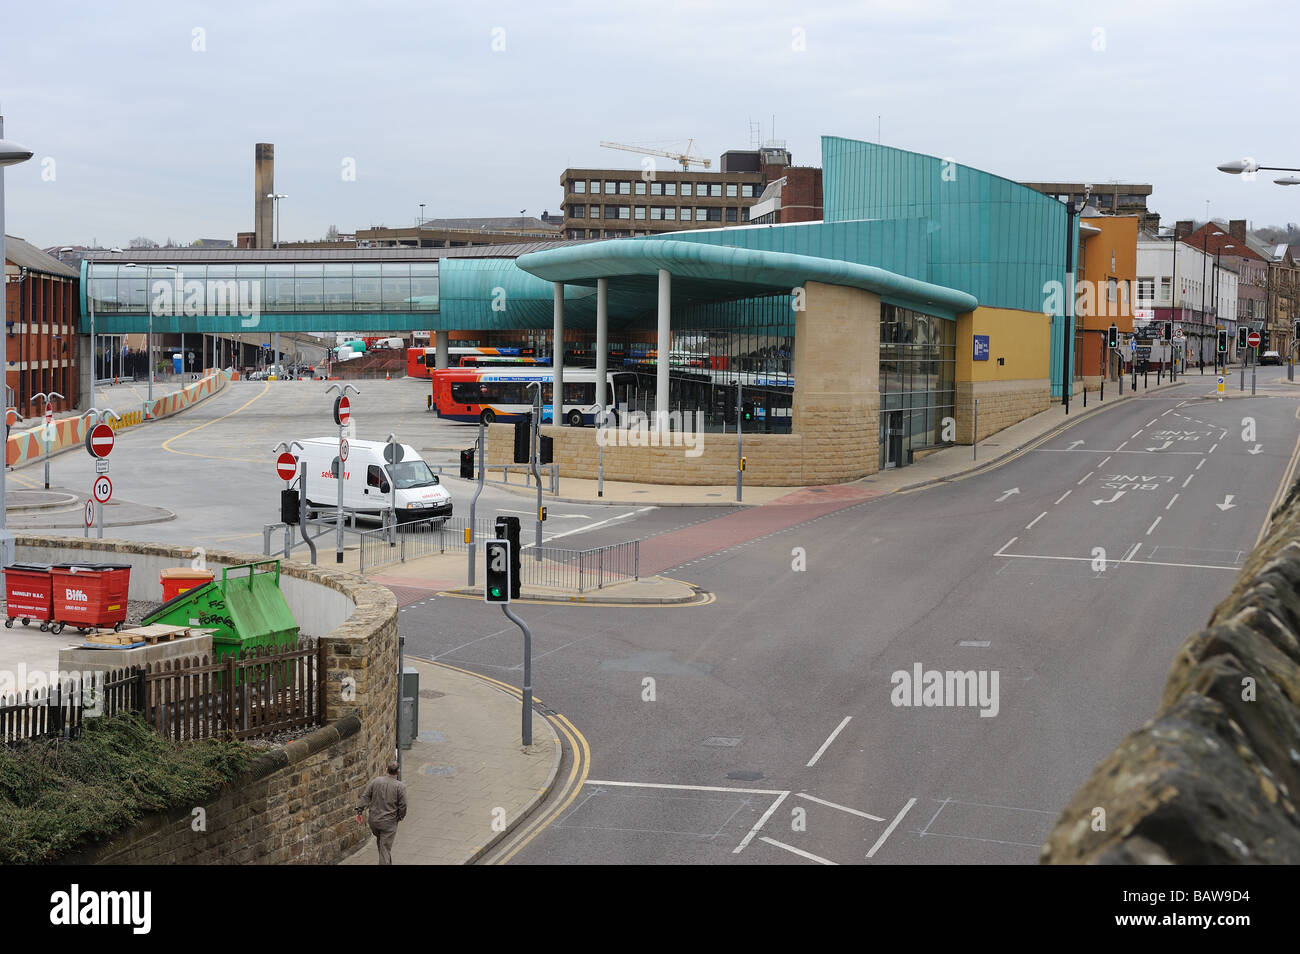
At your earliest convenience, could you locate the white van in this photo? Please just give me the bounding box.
[297,438,452,523]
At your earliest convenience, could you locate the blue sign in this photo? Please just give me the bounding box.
[973,335,989,361]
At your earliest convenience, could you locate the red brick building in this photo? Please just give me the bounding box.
[3,236,80,417]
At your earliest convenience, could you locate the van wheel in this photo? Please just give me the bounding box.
[567,410,584,427]
[480,409,496,425]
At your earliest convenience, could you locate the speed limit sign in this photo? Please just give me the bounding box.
[339,438,350,462]
[92,475,113,504]
[84,499,95,528]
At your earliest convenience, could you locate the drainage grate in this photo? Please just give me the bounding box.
[701,737,741,747]
[727,770,763,781]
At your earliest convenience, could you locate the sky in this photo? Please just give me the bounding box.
[3,0,1300,250]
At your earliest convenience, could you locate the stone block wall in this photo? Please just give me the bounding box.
[955,379,1050,444]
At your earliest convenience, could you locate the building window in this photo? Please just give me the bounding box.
[618,181,631,195]
[742,184,755,197]
[604,181,616,194]
[571,205,585,218]
[1137,278,1154,301]
[726,183,738,197]
[726,207,738,222]
[650,207,664,220]
[681,183,693,196]
[664,208,676,220]
[650,182,663,195]
[665,183,677,196]
[710,183,722,197]
[1107,278,1117,303]
[1159,277,1171,301]
[635,181,646,195]
[635,206,647,219]
[707,208,722,222]
[695,208,707,221]
[618,206,631,219]
[588,229,600,238]
[590,181,601,193]
[573,180,586,194]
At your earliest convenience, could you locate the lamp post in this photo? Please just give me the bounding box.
[1213,243,1235,368]
[0,112,34,567]
[123,263,176,405]
[1059,186,1091,413]
[266,193,287,249]
[418,203,425,229]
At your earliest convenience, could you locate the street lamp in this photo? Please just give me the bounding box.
[418,203,425,229]
[1213,243,1235,365]
[266,193,287,249]
[85,246,123,394]
[1059,185,1091,413]
[123,263,176,405]
[0,112,34,567]
[1217,159,1300,176]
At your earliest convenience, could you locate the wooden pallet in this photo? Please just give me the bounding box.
[84,625,214,647]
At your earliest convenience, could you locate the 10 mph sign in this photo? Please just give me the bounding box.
[92,475,113,504]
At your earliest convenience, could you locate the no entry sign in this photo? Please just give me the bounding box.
[276,452,298,481]
[334,395,351,426]
[1247,331,1261,348]
[86,423,115,459]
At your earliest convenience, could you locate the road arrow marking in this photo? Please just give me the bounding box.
[1248,444,1263,455]
[1146,440,1172,452]
[1065,440,1084,450]
[1216,495,1236,511]
[996,488,1020,502]
[1093,490,1126,505]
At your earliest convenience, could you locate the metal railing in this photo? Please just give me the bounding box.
[520,540,639,593]
[490,463,559,494]
[358,514,497,573]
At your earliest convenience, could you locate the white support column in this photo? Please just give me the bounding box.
[435,330,449,369]
[656,268,671,428]
[595,278,608,415]
[553,282,565,425]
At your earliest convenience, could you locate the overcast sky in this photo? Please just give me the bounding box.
[4,0,1299,250]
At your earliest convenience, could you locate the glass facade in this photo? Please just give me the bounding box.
[879,304,955,468]
[86,262,438,314]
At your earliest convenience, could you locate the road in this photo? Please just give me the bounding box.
[396,369,1300,865]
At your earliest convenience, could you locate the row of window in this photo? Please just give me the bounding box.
[570,180,758,198]
[569,205,744,223]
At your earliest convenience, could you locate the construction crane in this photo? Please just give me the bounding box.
[599,140,712,170]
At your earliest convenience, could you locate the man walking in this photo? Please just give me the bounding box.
[355,760,407,865]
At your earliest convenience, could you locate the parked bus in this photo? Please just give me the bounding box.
[431,367,638,426]
[406,346,545,379]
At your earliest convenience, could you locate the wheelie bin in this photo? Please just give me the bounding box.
[160,567,215,602]
[3,563,54,631]
[49,563,132,635]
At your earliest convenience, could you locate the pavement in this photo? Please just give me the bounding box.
[340,657,561,866]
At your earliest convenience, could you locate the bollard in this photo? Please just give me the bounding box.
[1100,377,1104,401]
[1083,386,1087,407]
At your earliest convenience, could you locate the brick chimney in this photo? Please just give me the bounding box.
[1174,220,1194,242]
[254,143,274,250]
[1229,219,1248,244]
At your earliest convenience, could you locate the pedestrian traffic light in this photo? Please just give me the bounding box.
[494,515,522,599]
[484,540,511,603]
[722,399,737,425]
[742,402,755,423]
[513,416,531,464]
[1238,326,1249,349]
[1107,324,1118,349]
[1162,321,1172,342]
[1218,330,1229,353]
[539,434,553,465]
[1294,319,1300,343]
[460,448,475,479]
[1262,327,1271,349]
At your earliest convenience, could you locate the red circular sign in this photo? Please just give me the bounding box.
[87,423,115,458]
[276,452,298,481]
[1247,331,1261,347]
[335,395,351,426]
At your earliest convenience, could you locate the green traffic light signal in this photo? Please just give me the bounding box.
[489,586,502,598]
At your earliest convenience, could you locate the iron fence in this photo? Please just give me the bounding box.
[520,540,639,593]
[359,514,498,573]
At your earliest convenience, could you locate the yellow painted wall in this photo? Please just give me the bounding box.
[956,306,1052,383]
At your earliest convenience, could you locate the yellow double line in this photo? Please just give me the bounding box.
[426,660,590,864]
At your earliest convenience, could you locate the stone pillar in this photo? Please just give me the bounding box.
[553,283,565,425]
[435,330,449,369]
[791,281,879,481]
[596,278,608,413]
[656,268,671,428]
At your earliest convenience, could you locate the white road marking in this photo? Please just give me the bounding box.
[1115,441,1129,451]
[867,797,917,859]
[959,640,991,647]
[1130,431,1143,439]
[795,791,884,821]
[1025,511,1048,529]
[1196,459,1206,470]
[806,716,852,768]
[1097,456,1111,467]
[1209,443,1219,454]
[1054,491,1071,505]
[1146,516,1161,535]
[734,791,791,853]
[1123,543,1141,562]
[1147,419,1158,427]
[1166,493,1179,510]
[1000,551,1238,571]
[995,536,1018,556]
[1077,471,1094,485]
[538,507,654,543]
[759,836,837,865]
[585,779,789,796]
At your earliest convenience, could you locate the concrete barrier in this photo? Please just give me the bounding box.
[1042,479,1300,864]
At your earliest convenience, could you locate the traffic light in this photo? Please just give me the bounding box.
[1107,324,1118,349]
[459,447,475,479]
[1294,319,1300,343]
[494,516,522,599]
[1162,321,1172,342]
[742,402,755,423]
[722,398,737,425]
[280,488,300,525]
[1262,327,1271,349]
[1238,326,1248,349]
[484,539,511,603]
[513,416,531,464]
[539,434,554,465]
[1218,330,1229,353]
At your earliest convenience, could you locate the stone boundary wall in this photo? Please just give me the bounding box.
[956,379,1050,444]
[16,535,397,865]
[1041,478,1300,864]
